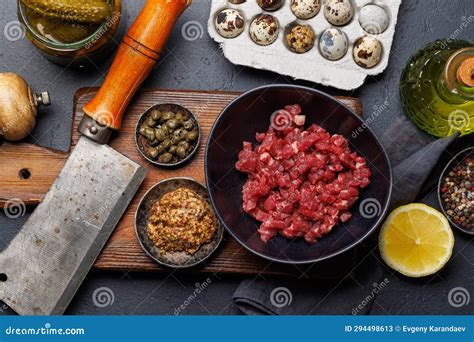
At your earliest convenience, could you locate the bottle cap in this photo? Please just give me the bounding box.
[457,57,474,87]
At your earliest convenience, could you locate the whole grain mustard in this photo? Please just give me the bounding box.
[147,187,218,255]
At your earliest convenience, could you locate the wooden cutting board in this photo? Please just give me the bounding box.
[0,88,363,278]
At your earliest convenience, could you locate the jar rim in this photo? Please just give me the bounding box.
[17,0,121,51]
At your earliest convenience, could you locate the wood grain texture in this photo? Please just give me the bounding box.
[0,144,67,206]
[0,88,363,278]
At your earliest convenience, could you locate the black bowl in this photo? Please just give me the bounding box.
[438,147,474,235]
[135,103,201,168]
[205,85,392,264]
[135,177,224,268]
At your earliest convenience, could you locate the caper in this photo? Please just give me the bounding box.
[151,110,162,121]
[166,119,179,130]
[155,128,167,141]
[168,145,178,154]
[172,129,182,140]
[186,130,199,142]
[171,129,186,145]
[180,129,189,139]
[144,127,156,141]
[139,126,148,137]
[161,111,175,122]
[143,127,154,135]
[183,119,194,130]
[147,147,159,159]
[162,139,172,150]
[156,144,165,154]
[176,146,188,159]
[178,140,190,150]
[145,117,157,127]
[158,153,173,163]
[161,124,170,135]
[175,111,185,122]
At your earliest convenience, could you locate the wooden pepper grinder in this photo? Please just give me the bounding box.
[80,0,192,144]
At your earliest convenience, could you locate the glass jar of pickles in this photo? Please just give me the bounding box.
[17,0,123,67]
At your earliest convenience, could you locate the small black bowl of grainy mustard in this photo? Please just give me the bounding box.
[135,177,224,268]
[438,147,474,235]
[135,104,201,167]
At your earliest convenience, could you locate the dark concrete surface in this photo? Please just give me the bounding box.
[0,0,473,315]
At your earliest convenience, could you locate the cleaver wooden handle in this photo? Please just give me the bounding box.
[83,0,192,130]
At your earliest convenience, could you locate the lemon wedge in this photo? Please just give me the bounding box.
[379,203,454,277]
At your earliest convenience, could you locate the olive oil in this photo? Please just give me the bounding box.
[400,40,474,138]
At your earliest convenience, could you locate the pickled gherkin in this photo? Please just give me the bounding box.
[25,8,94,43]
[20,0,114,45]
[21,0,112,25]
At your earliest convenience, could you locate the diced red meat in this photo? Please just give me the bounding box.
[235,142,258,173]
[340,211,352,223]
[235,104,372,244]
[294,115,306,126]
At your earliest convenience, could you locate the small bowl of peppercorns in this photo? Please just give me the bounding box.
[438,147,474,235]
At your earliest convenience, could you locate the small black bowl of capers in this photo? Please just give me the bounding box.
[135,103,201,167]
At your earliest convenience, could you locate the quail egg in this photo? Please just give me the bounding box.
[324,0,354,26]
[319,28,348,61]
[291,0,320,20]
[359,4,390,34]
[285,23,315,53]
[257,0,284,11]
[215,8,245,38]
[353,36,383,68]
[250,14,279,46]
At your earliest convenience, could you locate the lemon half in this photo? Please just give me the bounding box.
[379,203,454,278]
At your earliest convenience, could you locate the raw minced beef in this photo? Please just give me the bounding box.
[235,104,372,244]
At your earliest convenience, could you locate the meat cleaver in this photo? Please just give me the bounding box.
[0,0,192,315]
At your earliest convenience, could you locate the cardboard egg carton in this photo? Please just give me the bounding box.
[208,0,402,90]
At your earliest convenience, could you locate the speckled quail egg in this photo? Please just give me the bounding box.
[291,0,321,20]
[285,24,315,53]
[353,36,383,68]
[257,0,284,11]
[319,28,348,61]
[249,14,279,46]
[324,0,354,26]
[359,4,390,34]
[215,8,245,38]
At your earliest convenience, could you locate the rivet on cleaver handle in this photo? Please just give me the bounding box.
[80,0,192,144]
[0,0,191,315]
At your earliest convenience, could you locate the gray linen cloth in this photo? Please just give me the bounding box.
[233,133,460,315]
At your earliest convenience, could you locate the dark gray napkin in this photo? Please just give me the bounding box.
[233,133,460,315]
[391,133,460,208]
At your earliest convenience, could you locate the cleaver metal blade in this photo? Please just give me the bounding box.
[0,137,146,315]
